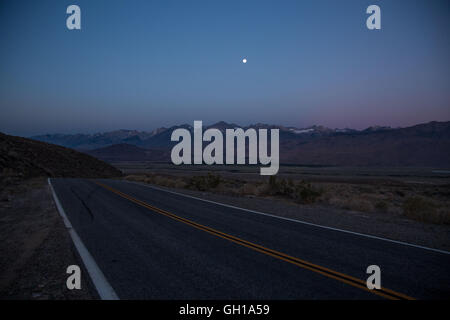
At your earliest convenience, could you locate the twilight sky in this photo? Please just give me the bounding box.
[0,0,449,136]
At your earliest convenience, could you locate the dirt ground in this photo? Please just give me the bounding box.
[0,178,95,299]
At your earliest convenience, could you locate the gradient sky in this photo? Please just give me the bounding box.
[0,0,449,136]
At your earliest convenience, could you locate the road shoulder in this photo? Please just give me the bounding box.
[0,177,95,299]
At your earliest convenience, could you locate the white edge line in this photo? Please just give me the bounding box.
[48,178,119,300]
[125,180,450,256]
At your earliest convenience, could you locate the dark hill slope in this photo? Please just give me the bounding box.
[0,132,122,183]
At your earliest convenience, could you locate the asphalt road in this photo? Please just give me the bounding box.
[50,178,450,299]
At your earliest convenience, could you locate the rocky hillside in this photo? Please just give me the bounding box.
[0,133,122,183]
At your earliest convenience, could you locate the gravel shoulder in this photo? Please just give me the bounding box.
[136,182,450,252]
[0,178,95,299]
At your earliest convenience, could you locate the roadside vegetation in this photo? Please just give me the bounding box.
[124,173,450,225]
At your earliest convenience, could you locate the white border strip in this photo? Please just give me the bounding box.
[126,180,450,256]
[48,178,119,300]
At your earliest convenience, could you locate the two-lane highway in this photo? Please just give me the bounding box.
[49,178,450,299]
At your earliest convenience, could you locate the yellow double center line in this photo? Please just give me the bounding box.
[95,181,415,300]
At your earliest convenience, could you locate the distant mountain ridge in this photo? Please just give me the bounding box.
[32,121,450,167]
[280,121,450,167]
[31,122,393,151]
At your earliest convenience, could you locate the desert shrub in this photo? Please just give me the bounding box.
[437,208,450,225]
[403,196,440,224]
[267,176,280,195]
[174,179,187,189]
[358,186,375,194]
[265,177,297,197]
[324,195,375,212]
[347,199,374,212]
[154,176,167,186]
[144,177,154,184]
[327,197,347,209]
[293,181,322,204]
[395,190,405,197]
[263,177,322,203]
[279,178,295,196]
[239,183,258,196]
[187,173,222,191]
[374,200,388,212]
[187,176,207,191]
[277,178,285,193]
[206,173,221,188]
[255,183,270,196]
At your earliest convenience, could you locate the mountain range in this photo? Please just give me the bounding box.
[31,121,450,167]
[30,122,382,150]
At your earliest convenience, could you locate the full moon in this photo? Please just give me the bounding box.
[242,58,247,64]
